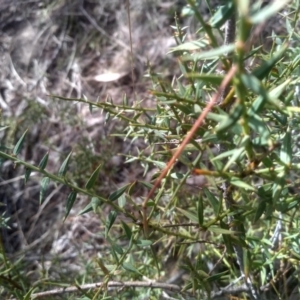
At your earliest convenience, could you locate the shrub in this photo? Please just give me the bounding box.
[1,0,300,299]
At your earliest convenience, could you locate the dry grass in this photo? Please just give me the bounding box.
[0,0,184,280]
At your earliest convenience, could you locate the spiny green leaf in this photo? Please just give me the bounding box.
[217,105,243,133]
[58,151,72,177]
[223,147,246,171]
[79,202,93,215]
[109,183,131,201]
[183,44,235,61]
[248,115,270,146]
[105,210,117,238]
[251,45,287,80]
[85,163,102,189]
[24,168,32,184]
[111,242,124,255]
[243,249,251,279]
[212,148,240,161]
[64,190,77,221]
[230,177,255,191]
[122,262,141,275]
[78,197,103,215]
[176,207,198,223]
[136,240,152,247]
[253,201,267,223]
[38,152,49,170]
[118,194,126,208]
[280,131,292,165]
[204,188,219,216]
[168,40,206,52]
[269,79,292,100]
[208,226,233,235]
[209,2,234,28]
[248,96,266,117]
[197,196,204,226]
[206,271,229,283]
[13,129,28,156]
[121,221,132,240]
[86,198,99,213]
[40,177,50,204]
[250,0,291,24]
[186,74,223,85]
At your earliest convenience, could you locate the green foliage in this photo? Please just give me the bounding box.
[0,0,300,299]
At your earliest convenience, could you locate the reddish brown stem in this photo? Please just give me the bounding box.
[142,65,238,237]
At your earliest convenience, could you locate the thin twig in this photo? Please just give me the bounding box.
[10,279,258,299]
[14,281,181,299]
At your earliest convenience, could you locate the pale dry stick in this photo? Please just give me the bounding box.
[10,281,181,299]
[142,65,237,237]
[9,279,255,299]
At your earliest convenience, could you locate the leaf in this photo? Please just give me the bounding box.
[38,152,49,170]
[248,115,270,146]
[186,74,223,85]
[183,44,235,61]
[78,197,102,215]
[262,157,274,168]
[40,177,50,204]
[85,163,102,189]
[24,168,32,184]
[111,242,124,255]
[206,271,229,283]
[64,190,77,221]
[280,131,292,165]
[109,183,131,201]
[176,207,198,223]
[223,147,246,171]
[212,149,240,162]
[136,240,152,247]
[89,103,93,114]
[91,197,102,212]
[269,78,292,100]
[271,111,287,126]
[241,74,269,114]
[170,172,185,179]
[203,188,219,216]
[122,262,141,275]
[248,96,266,117]
[253,201,266,223]
[208,226,234,235]
[13,129,28,156]
[230,177,255,191]
[243,249,251,279]
[58,151,72,177]
[209,2,234,28]
[118,194,126,208]
[121,221,132,240]
[217,105,243,133]
[197,196,204,226]
[250,0,291,24]
[79,202,93,215]
[168,40,206,52]
[251,46,287,80]
[105,210,117,238]
[97,258,109,275]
